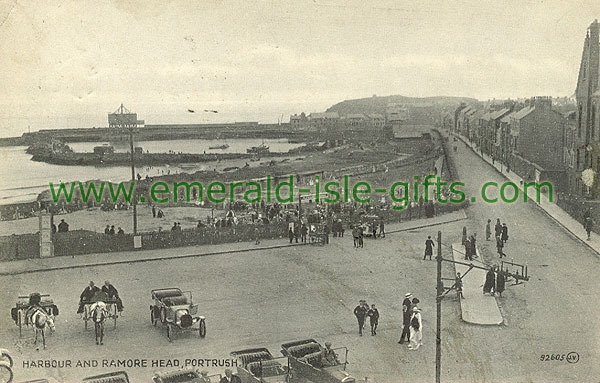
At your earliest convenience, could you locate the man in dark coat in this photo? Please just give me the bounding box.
[353,300,368,336]
[77,281,100,314]
[367,304,379,336]
[494,218,502,238]
[496,236,504,257]
[102,281,124,312]
[398,293,412,344]
[219,369,241,383]
[584,217,594,240]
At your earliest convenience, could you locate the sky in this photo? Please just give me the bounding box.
[0,0,599,137]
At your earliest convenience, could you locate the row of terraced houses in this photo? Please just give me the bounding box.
[452,19,600,224]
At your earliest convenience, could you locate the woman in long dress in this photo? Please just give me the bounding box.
[408,307,423,350]
[483,267,496,295]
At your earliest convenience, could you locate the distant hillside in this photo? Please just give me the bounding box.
[326,95,479,116]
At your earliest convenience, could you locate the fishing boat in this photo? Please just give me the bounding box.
[246,142,270,154]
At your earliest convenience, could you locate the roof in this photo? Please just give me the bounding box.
[309,112,339,119]
[500,110,519,123]
[480,111,492,121]
[511,106,535,120]
[392,125,432,139]
[489,108,510,120]
[368,113,384,119]
[346,113,366,119]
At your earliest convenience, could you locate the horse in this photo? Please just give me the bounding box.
[90,302,107,345]
[28,307,55,349]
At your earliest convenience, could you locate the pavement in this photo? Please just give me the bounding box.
[454,132,600,256]
[451,243,503,325]
[0,209,467,276]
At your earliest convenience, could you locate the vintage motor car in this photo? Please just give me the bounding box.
[82,371,130,383]
[152,368,221,383]
[230,348,291,383]
[280,339,354,383]
[150,288,206,342]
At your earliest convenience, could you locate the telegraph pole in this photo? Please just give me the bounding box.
[129,128,138,235]
[436,230,442,383]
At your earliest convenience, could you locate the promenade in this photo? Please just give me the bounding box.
[0,210,467,276]
[451,243,503,325]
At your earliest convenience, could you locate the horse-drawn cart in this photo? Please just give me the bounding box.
[82,292,118,330]
[10,293,58,337]
[150,288,206,342]
[230,348,291,383]
[280,339,354,383]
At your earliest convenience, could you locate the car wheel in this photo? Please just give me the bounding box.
[199,319,206,338]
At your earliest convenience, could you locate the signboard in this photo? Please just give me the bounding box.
[39,212,54,258]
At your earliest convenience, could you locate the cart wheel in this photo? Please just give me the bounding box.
[150,308,155,326]
[199,319,206,338]
[0,364,13,383]
[113,313,117,330]
[17,311,22,338]
[84,317,88,330]
[0,353,12,368]
[166,324,172,342]
[160,308,167,324]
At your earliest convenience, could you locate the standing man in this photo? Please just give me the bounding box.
[494,218,502,239]
[379,220,385,238]
[485,219,492,241]
[423,235,435,260]
[288,227,294,244]
[353,300,368,336]
[584,216,594,241]
[398,293,412,344]
[367,304,379,336]
[300,223,307,243]
[104,225,110,235]
[496,235,504,258]
[152,205,156,218]
[456,272,464,299]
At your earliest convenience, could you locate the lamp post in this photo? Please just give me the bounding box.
[129,128,138,235]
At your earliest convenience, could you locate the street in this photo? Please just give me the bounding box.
[0,141,598,383]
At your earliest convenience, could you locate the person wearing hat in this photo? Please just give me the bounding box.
[408,307,423,350]
[198,370,211,383]
[398,293,412,344]
[353,300,368,336]
[322,341,340,366]
[78,281,100,314]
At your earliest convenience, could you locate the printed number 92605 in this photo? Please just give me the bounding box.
[540,354,565,361]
